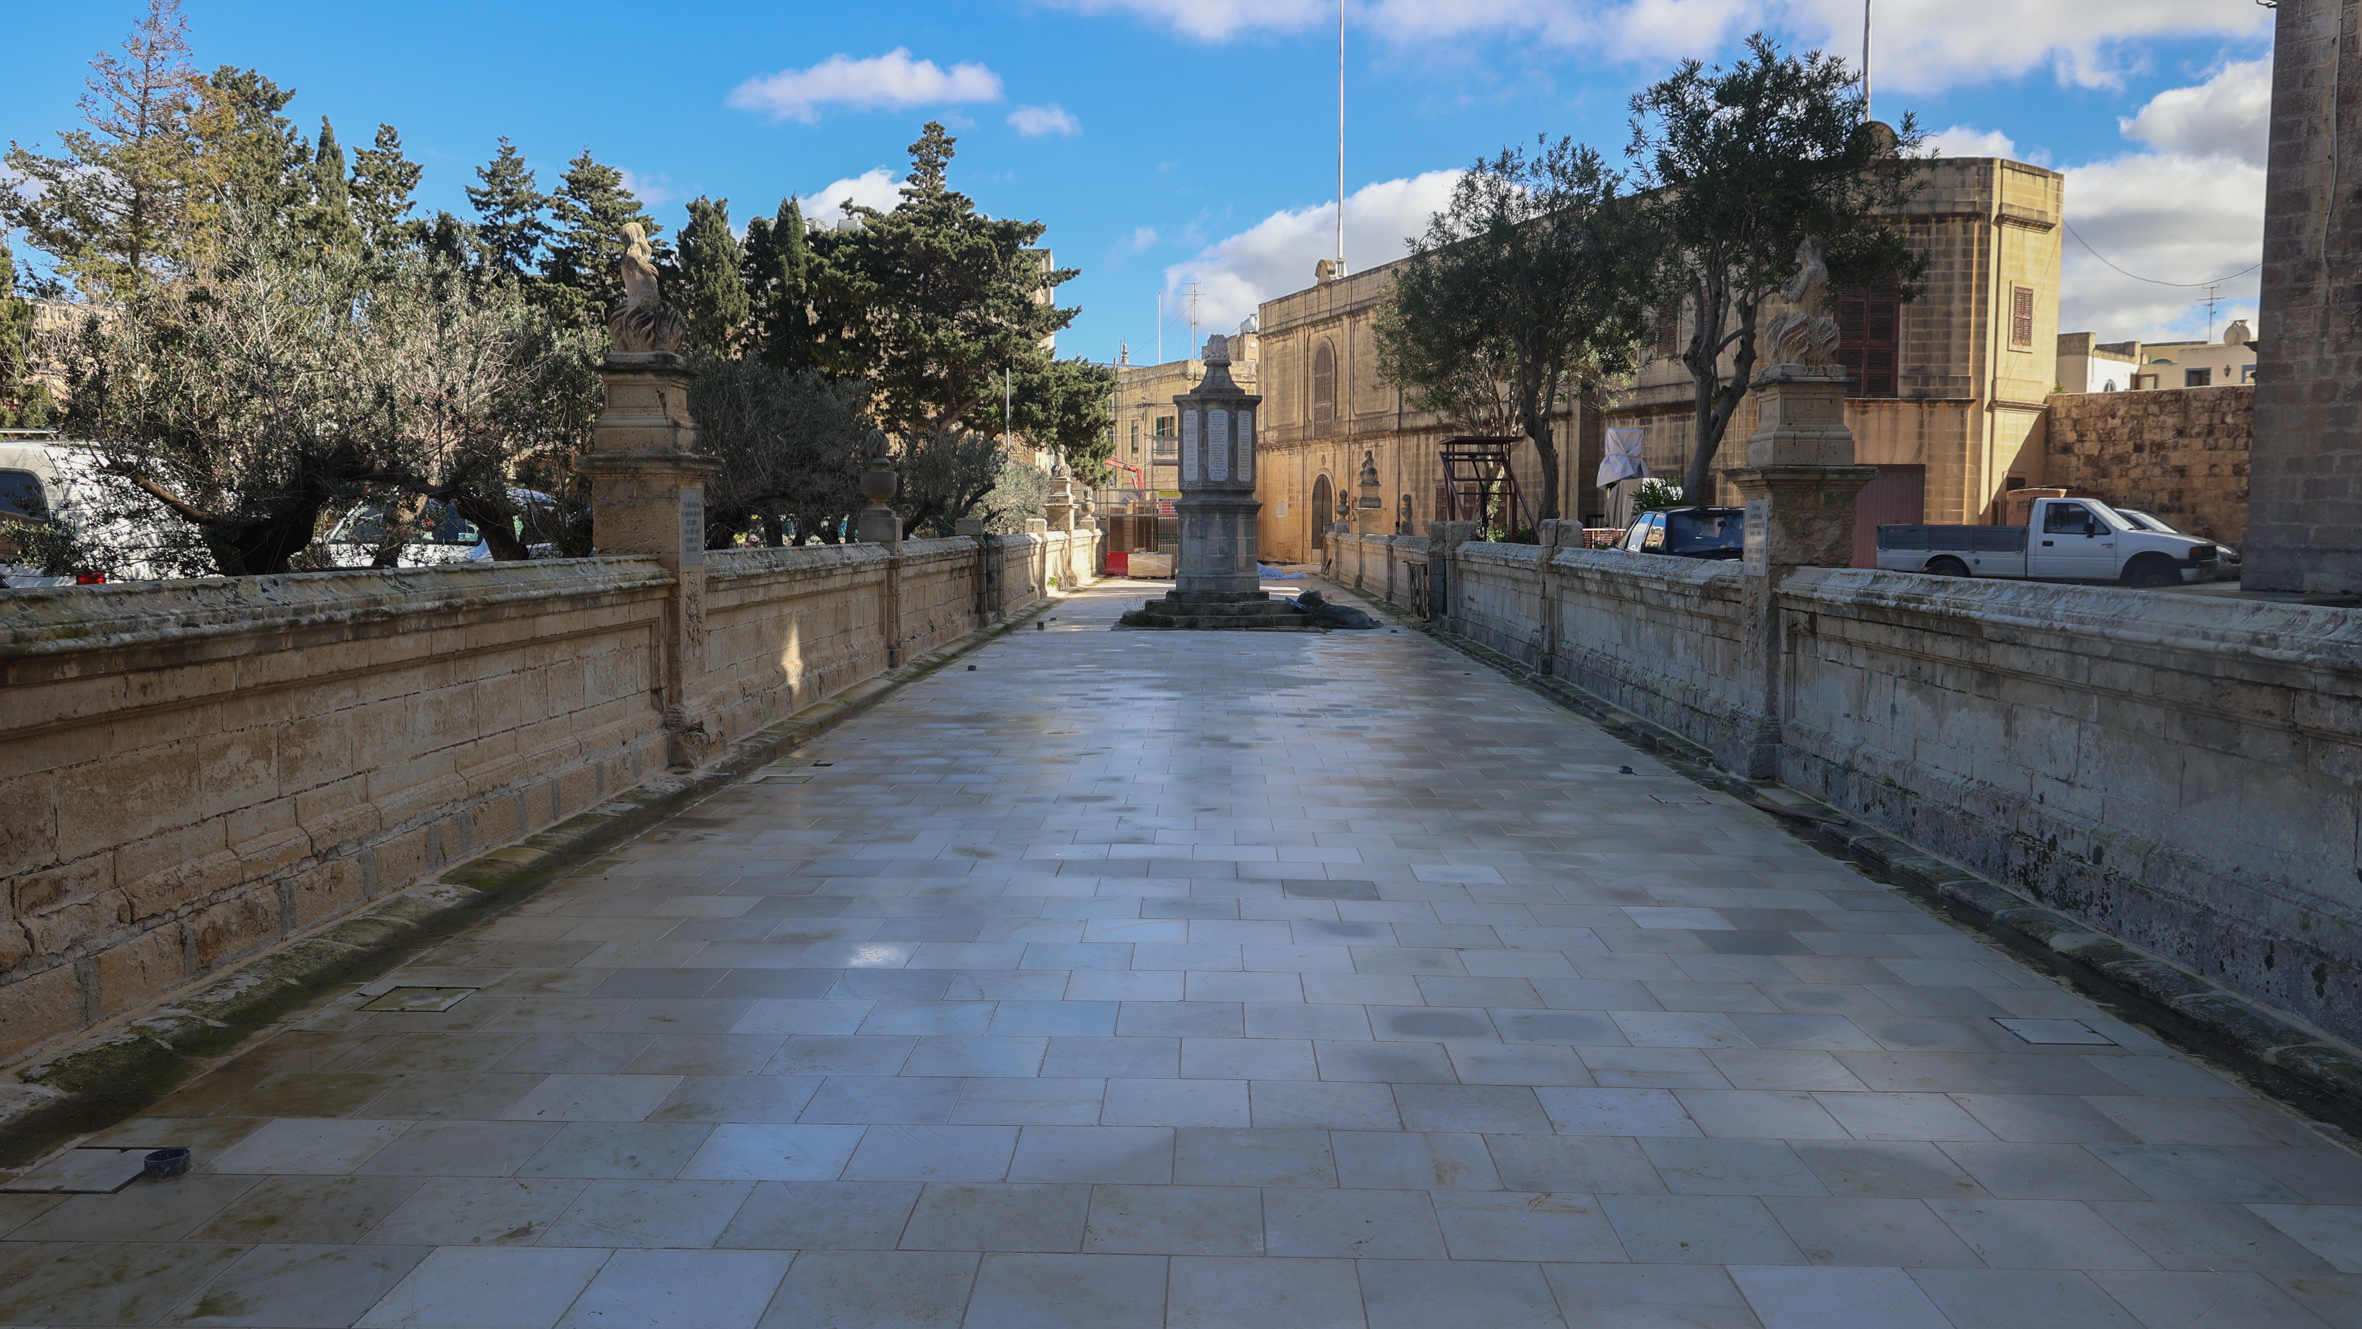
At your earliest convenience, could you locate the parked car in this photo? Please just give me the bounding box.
[0,437,188,586]
[320,489,561,567]
[1877,496,2217,588]
[1613,506,1747,560]
[2114,508,2240,580]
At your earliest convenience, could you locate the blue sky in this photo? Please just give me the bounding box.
[4,1,2275,361]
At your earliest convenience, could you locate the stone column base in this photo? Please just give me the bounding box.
[1722,465,1878,571]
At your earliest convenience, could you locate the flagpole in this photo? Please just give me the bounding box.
[1336,0,1346,275]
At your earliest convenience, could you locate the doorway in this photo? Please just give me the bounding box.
[1310,474,1333,552]
[1851,465,1926,568]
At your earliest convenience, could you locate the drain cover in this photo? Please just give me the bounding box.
[1994,1018,2116,1046]
[1,1148,151,1194]
[361,987,478,1013]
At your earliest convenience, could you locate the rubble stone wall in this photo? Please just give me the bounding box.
[2044,385,2252,543]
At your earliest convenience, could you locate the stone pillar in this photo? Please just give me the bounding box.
[2250,0,2362,593]
[1722,364,1875,779]
[850,433,906,665]
[576,350,723,769]
[1535,519,1582,678]
[1354,452,1385,537]
[1427,520,1479,632]
[1046,463,1077,533]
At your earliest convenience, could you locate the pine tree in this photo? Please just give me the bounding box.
[0,238,56,428]
[304,117,359,251]
[542,148,661,329]
[0,0,205,300]
[466,138,548,277]
[351,124,424,257]
[191,66,308,244]
[676,196,748,352]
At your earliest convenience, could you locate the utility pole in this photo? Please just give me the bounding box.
[1155,291,1162,364]
[1004,365,1013,461]
[1337,0,1347,276]
[1862,0,1873,121]
[1184,280,1201,356]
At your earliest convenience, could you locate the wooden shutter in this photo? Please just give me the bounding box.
[2011,287,2035,348]
[1312,341,1336,436]
[1838,284,1899,397]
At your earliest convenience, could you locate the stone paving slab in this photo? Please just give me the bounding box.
[4,581,2361,1327]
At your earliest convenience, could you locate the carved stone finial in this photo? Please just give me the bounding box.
[608,222,688,355]
[1201,334,1230,366]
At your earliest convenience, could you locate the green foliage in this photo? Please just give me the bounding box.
[687,352,868,546]
[466,138,547,278]
[743,197,815,371]
[542,149,662,330]
[0,0,205,300]
[1373,135,1651,522]
[1011,356,1118,480]
[1628,32,1928,498]
[0,239,56,429]
[898,430,1008,535]
[301,117,359,252]
[676,196,749,352]
[812,123,1080,439]
[350,124,424,258]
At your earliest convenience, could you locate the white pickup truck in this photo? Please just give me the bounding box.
[1876,496,2219,588]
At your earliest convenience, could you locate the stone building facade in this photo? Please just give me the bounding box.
[1109,327,1259,498]
[1249,155,2063,561]
[1607,155,2065,526]
[1251,267,1603,565]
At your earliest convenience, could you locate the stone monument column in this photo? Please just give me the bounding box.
[575,224,723,768]
[1720,240,1875,777]
[1121,336,1302,627]
[1353,452,1385,537]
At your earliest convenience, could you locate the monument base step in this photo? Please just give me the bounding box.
[1118,596,1316,631]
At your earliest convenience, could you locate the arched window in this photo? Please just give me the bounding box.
[1312,340,1336,437]
[1310,475,1333,550]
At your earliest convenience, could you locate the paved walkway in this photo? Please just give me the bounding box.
[5,580,2361,1328]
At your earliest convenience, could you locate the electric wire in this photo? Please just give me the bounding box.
[2062,222,2262,287]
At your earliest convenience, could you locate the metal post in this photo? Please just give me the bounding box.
[1337,0,1346,275]
[1862,0,1873,121]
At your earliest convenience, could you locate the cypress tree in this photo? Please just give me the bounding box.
[466,138,548,277]
[305,117,359,251]
[676,196,748,352]
[757,197,815,371]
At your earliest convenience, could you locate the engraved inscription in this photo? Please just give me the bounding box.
[1743,498,1768,576]
[1237,410,1254,482]
[1181,411,1199,483]
[681,488,705,567]
[1209,409,1230,481]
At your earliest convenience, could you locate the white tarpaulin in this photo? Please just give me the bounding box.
[1597,428,1649,487]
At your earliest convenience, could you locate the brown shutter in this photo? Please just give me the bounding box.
[2011,287,2035,348]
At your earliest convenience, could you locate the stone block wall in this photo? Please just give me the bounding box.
[2044,386,2253,543]
[0,533,1099,1062]
[0,560,672,1056]
[1382,533,2362,1041]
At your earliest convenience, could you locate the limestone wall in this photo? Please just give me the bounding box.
[2043,385,2253,543]
[1389,533,2362,1040]
[0,561,672,1055]
[0,533,1099,1061]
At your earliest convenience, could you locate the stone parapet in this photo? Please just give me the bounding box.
[0,531,1102,1064]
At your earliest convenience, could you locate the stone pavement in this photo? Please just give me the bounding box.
[4,580,2361,1328]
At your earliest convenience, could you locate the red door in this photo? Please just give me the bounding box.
[1852,465,1925,568]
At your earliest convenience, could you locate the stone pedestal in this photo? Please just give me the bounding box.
[1721,365,1875,778]
[1126,336,1303,628]
[576,351,723,768]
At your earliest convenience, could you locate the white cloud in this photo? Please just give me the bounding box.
[802,168,905,228]
[1009,104,1083,138]
[1161,170,1462,332]
[728,48,1004,124]
[1039,0,2268,97]
[1924,125,2021,160]
[2121,57,2271,166]
[2052,60,2269,342]
[617,168,676,207]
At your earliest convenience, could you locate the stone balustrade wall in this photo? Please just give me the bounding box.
[0,531,1099,1061]
[1346,531,2362,1042]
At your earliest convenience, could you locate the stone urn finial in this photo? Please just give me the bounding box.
[856,429,901,545]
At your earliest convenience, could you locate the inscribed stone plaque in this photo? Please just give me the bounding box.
[1237,410,1254,482]
[1182,411,1199,483]
[681,488,705,566]
[1209,410,1230,481]
[1743,498,1768,575]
